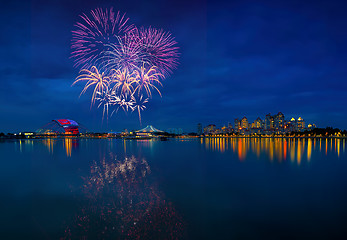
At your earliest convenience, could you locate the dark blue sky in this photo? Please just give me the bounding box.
[1,0,347,133]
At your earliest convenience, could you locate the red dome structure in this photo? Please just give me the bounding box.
[37,119,88,135]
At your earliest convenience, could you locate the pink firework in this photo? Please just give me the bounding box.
[138,27,179,76]
[71,8,134,69]
[101,33,146,73]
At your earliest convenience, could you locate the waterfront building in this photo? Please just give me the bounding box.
[264,113,274,130]
[135,125,165,137]
[307,123,316,130]
[297,117,305,131]
[254,117,263,128]
[204,124,216,134]
[249,117,263,134]
[274,112,285,130]
[228,122,233,132]
[36,119,88,135]
[197,123,202,135]
[234,118,241,132]
[283,121,294,133]
[290,118,297,131]
[241,117,248,129]
[221,126,228,134]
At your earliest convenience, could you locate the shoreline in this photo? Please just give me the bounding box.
[1,135,346,140]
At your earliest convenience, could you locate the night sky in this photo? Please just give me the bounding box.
[1,0,347,133]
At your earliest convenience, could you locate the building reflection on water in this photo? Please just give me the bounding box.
[203,137,346,164]
[42,138,79,157]
[64,138,80,157]
[43,138,55,154]
[16,139,34,153]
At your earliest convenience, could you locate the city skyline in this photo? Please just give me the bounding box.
[1,0,347,133]
[202,112,315,135]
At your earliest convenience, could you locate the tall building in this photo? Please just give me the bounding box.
[197,123,202,135]
[264,113,274,130]
[274,112,285,130]
[234,118,240,132]
[204,124,216,134]
[250,117,263,134]
[297,117,305,131]
[254,117,263,128]
[228,122,233,132]
[290,118,298,131]
[241,117,248,129]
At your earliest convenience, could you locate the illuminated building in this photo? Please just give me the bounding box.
[221,125,230,134]
[274,112,285,130]
[234,118,240,132]
[254,117,263,128]
[241,117,248,129]
[297,117,305,131]
[307,123,316,130]
[289,117,297,131]
[37,119,88,135]
[135,125,165,137]
[18,132,35,138]
[197,123,202,135]
[284,121,295,133]
[250,117,263,134]
[264,113,274,130]
[204,124,216,134]
[228,122,233,132]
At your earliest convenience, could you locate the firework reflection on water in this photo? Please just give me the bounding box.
[63,154,185,239]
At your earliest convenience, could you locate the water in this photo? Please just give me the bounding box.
[1,137,347,239]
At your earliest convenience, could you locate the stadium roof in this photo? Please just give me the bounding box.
[135,125,164,133]
[37,119,88,134]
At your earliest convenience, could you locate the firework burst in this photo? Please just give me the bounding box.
[110,67,137,96]
[111,93,135,115]
[134,64,163,98]
[72,66,110,107]
[95,89,117,121]
[71,8,134,69]
[100,33,147,72]
[138,27,179,76]
[71,8,179,124]
[132,95,149,125]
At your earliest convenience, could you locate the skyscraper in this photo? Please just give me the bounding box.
[234,118,240,132]
[241,117,248,129]
[254,117,263,128]
[204,124,216,134]
[297,117,305,131]
[265,113,274,130]
[274,112,285,130]
[197,123,202,135]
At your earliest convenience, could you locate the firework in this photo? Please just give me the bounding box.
[71,8,134,68]
[111,93,135,115]
[138,27,179,76]
[110,67,137,96]
[133,64,163,98]
[95,89,117,121]
[71,8,180,124]
[72,66,110,107]
[100,33,146,72]
[132,95,149,125]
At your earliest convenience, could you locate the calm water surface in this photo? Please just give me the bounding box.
[1,137,346,239]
